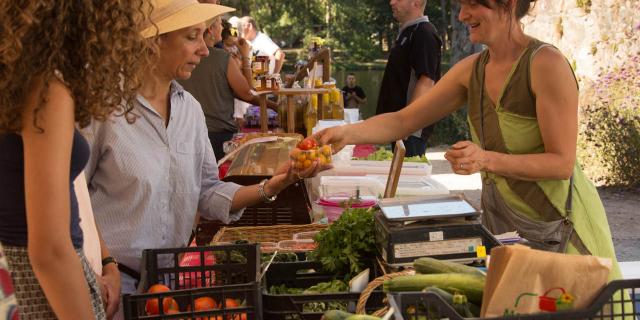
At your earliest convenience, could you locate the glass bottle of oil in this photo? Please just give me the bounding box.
[304,94,318,137]
[321,83,333,120]
[330,87,344,120]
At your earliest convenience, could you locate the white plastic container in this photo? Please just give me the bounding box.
[330,159,432,177]
[365,174,449,197]
[319,176,384,201]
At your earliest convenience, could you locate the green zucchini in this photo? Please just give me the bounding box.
[413,257,484,277]
[322,310,354,320]
[344,315,382,320]
[422,286,454,304]
[383,273,485,305]
[452,292,475,318]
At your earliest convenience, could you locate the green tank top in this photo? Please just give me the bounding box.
[467,39,620,269]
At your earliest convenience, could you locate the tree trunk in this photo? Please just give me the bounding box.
[439,0,448,52]
[450,2,483,64]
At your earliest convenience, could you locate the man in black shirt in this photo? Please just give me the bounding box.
[376,0,442,157]
[342,73,367,109]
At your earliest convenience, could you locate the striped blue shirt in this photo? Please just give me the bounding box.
[82,81,243,275]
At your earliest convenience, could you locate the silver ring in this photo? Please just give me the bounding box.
[459,163,464,169]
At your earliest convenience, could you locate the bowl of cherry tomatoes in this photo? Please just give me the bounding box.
[289,137,332,171]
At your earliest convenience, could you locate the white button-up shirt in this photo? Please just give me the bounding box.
[82,81,243,279]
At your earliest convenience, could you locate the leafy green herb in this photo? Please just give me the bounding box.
[308,207,376,277]
[268,284,304,295]
[261,252,299,264]
[353,147,430,163]
[303,280,348,294]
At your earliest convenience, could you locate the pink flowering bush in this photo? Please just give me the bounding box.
[578,53,640,187]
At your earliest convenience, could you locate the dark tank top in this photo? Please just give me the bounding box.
[0,129,89,248]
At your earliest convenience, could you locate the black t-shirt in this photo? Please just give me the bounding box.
[376,20,442,138]
[342,85,366,108]
[0,130,89,248]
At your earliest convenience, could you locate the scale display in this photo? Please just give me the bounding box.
[380,198,478,221]
[393,237,483,259]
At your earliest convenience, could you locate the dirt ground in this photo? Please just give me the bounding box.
[427,147,640,262]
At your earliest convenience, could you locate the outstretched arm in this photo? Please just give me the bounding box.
[316,55,475,151]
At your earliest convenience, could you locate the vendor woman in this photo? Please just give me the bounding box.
[316,0,622,280]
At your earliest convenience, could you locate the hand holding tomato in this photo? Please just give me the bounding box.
[297,137,318,150]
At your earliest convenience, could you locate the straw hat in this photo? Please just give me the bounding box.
[140,0,235,38]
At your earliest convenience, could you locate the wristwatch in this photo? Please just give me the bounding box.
[101,256,118,267]
[258,179,277,203]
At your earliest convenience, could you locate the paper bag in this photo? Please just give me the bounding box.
[481,245,611,317]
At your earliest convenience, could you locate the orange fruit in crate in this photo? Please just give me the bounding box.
[224,298,247,320]
[228,313,247,320]
[223,298,240,308]
[145,284,180,315]
[194,296,218,310]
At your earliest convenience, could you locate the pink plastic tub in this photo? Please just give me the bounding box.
[317,198,377,222]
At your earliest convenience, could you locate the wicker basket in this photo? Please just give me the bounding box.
[212,224,328,244]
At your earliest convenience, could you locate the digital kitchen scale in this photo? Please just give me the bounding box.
[374,141,501,266]
[374,194,501,266]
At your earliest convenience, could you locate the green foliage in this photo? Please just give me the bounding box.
[329,0,394,61]
[309,207,376,277]
[353,147,430,163]
[243,1,325,49]
[229,0,451,65]
[578,53,640,187]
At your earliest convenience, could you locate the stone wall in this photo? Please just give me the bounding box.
[522,0,640,84]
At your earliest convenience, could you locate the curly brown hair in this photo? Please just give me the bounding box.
[0,0,153,134]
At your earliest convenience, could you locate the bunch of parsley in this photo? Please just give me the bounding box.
[309,207,376,277]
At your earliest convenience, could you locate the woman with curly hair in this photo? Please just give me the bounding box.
[0,1,148,319]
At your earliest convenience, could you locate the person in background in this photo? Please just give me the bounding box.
[342,73,367,109]
[375,0,442,157]
[239,16,286,74]
[316,0,624,283]
[0,1,148,319]
[178,15,266,159]
[221,21,253,130]
[221,22,241,60]
[83,1,326,307]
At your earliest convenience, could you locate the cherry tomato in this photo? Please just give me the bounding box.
[297,137,318,150]
[320,145,332,156]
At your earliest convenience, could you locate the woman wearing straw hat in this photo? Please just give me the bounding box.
[0,1,149,319]
[82,0,326,301]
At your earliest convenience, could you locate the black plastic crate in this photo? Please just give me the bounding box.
[140,243,260,289]
[123,282,260,320]
[262,260,386,320]
[388,278,640,320]
[123,243,262,320]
